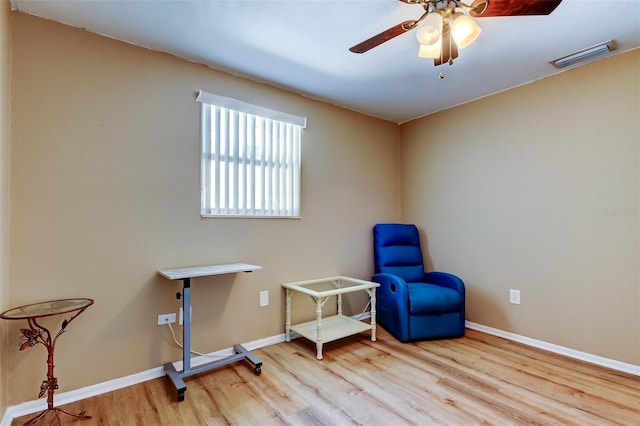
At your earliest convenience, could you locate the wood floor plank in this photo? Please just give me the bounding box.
[447,332,640,421]
[379,338,569,425]
[12,327,640,425]
[417,341,626,422]
[334,344,496,424]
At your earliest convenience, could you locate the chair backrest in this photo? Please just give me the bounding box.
[373,223,425,283]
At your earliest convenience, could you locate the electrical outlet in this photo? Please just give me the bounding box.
[259,290,269,307]
[509,289,521,305]
[179,307,192,325]
[157,313,176,325]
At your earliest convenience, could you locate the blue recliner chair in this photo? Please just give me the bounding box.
[372,223,465,342]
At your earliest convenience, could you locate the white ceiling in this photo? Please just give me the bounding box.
[10,0,640,123]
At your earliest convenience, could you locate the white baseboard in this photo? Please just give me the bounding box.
[1,367,166,426]
[465,321,640,376]
[3,316,637,425]
[1,332,288,426]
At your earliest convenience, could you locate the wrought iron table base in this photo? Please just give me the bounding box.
[24,406,91,426]
[0,299,94,425]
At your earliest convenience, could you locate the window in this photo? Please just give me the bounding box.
[197,90,306,218]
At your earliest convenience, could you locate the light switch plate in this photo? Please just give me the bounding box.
[509,289,521,305]
[260,290,269,307]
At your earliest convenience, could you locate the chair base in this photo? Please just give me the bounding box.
[379,311,465,343]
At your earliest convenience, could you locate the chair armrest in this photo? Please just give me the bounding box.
[424,271,465,296]
[372,273,410,307]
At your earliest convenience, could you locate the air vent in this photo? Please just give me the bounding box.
[550,40,618,69]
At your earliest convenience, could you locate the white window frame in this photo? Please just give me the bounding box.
[197,90,306,218]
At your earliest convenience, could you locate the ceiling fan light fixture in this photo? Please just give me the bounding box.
[416,26,440,47]
[418,41,443,59]
[416,12,443,46]
[416,12,443,58]
[450,12,481,49]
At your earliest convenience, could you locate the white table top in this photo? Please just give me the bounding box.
[282,276,379,297]
[158,263,262,280]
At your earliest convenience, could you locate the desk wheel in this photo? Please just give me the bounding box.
[177,389,185,402]
[254,364,262,375]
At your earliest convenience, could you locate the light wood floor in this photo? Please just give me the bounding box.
[13,327,640,425]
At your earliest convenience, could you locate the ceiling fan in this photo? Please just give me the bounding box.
[349,0,563,67]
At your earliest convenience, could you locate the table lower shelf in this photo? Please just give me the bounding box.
[291,314,373,344]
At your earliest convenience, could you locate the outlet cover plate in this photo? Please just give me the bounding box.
[157,313,176,325]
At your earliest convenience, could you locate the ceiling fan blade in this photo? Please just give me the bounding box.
[349,20,417,54]
[470,0,562,17]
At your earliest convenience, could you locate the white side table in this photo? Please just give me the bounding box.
[282,276,379,360]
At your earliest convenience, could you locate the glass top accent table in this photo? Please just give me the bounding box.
[1,298,94,425]
[282,276,379,360]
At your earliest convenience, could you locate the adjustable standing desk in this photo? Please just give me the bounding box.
[158,263,262,401]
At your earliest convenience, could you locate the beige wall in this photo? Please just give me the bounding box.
[5,6,639,413]
[401,50,640,364]
[7,13,400,404]
[0,0,11,416]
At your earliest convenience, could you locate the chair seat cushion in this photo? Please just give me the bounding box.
[407,283,463,314]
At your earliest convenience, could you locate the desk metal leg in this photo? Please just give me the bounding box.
[164,277,190,401]
[182,278,191,373]
[163,277,262,402]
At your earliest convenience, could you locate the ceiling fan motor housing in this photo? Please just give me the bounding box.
[431,0,451,11]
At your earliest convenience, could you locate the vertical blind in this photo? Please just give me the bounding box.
[197,91,306,217]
